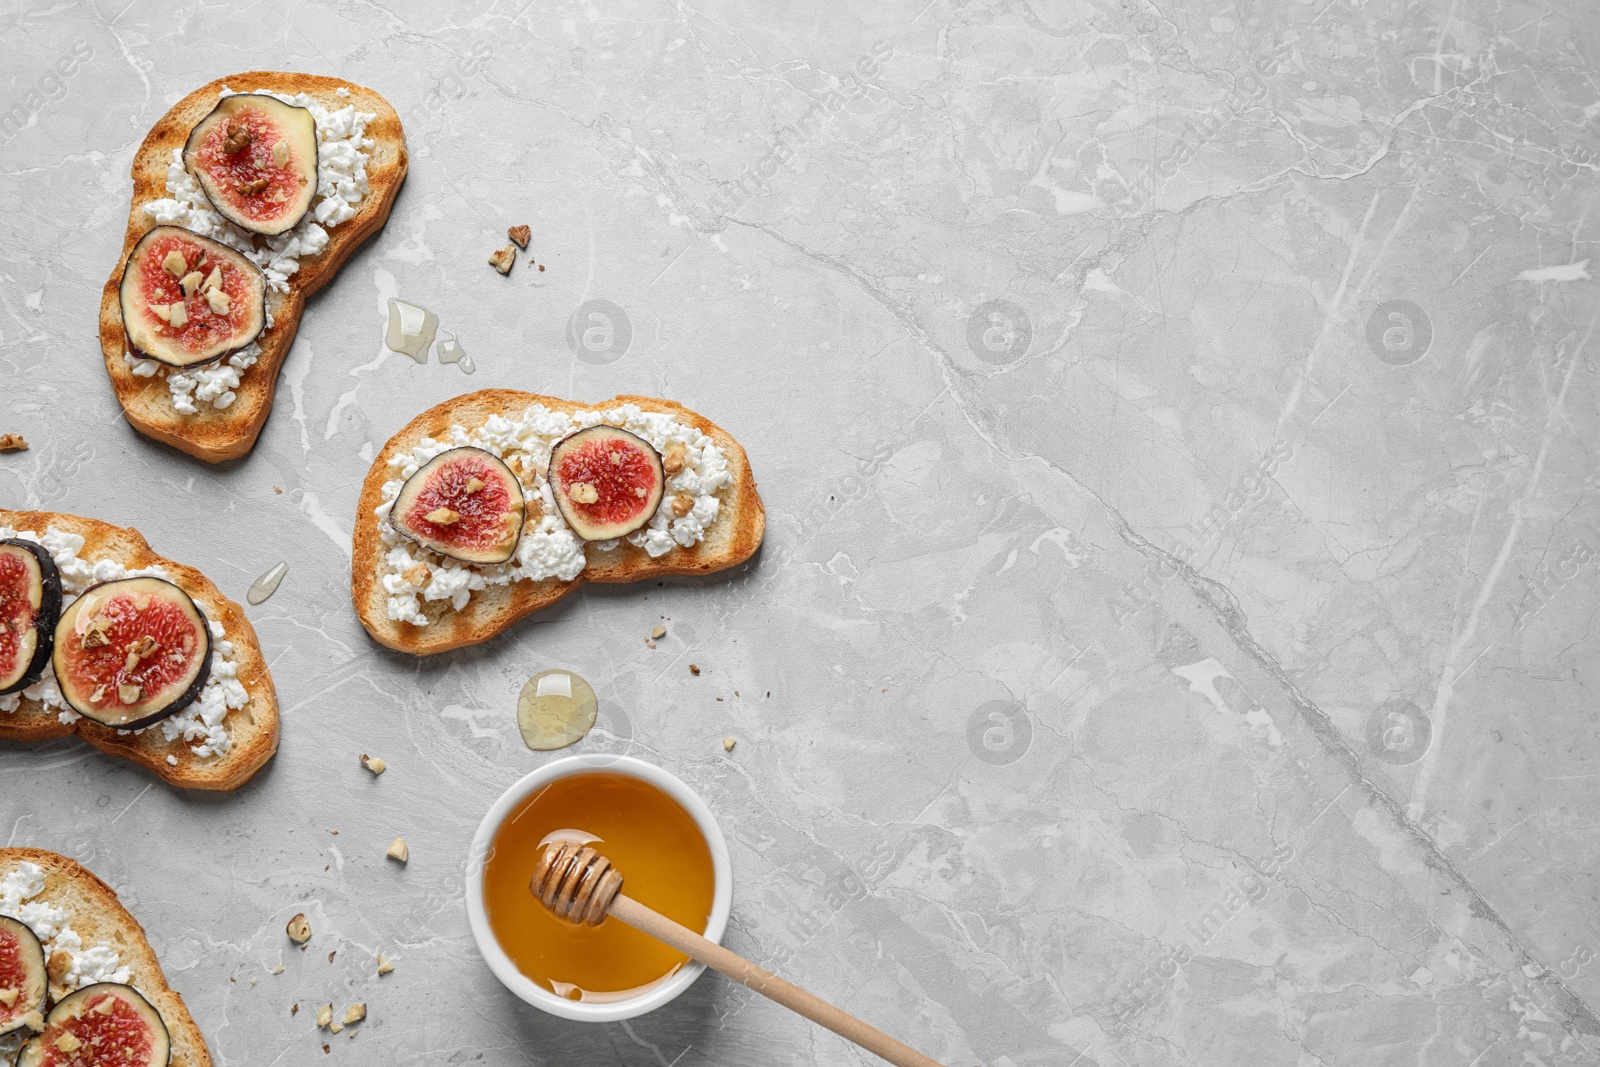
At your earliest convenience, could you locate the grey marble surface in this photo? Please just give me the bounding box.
[2,0,1599,1064]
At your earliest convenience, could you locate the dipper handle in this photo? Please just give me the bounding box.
[531,841,945,1067]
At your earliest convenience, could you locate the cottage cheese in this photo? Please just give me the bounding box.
[376,403,733,626]
[127,87,376,415]
[0,526,248,759]
[0,862,131,994]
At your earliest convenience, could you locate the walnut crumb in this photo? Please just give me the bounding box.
[671,494,693,518]
[344,1003,366,1025]
[723,736,737,752]
[400,563,431,587]
[663,443,686,474]
[46,950,70,984]
[508,224,531,249]
[361,754,386,776]
[286,913,311,944]
[489,244,517,275]
[689,663,700,676]
[651,625,666,639]
[0,434,25,453]
[376,953,395,976]
[425,508,460,525]
[236,177,269,196]
[387,837,409,863]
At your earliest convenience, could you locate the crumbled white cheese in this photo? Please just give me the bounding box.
[376,403,732,626]
[0,526,247,758]
[0,862,131,994]
[135,87,375,415]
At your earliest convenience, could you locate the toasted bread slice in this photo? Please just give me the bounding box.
[0,510,278,790]
[0,848,210,1066]
[352,390,765,655]
[98,72,408,463]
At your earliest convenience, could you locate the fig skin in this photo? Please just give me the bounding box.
[183,93,319,237]
[51,576,213,731]
[0,538,62,696]
[390,447,526,565]
[0,916,47,1037]
[16,982,172,1067]
[119,225,267,369]
[547,426,665,541]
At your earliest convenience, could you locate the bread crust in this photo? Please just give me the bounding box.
[0,510,279,791]
[0,848,211,1066]
[352,390,766,655]
[97,72,408,463]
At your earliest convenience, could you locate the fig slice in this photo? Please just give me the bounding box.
[183,93,318,236]
[390,447,526,565]
[0,915,47,1037]
[119,225,266,369]
[0,539,62,696]
[547,426,665,541]
[16,983,171,1067]
[51,577,212,730]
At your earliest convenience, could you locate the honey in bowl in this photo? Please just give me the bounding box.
[482,770,716,1002]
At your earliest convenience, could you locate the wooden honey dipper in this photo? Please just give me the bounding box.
[531,840,946,1067]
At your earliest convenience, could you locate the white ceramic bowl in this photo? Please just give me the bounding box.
[465,754,732,1022]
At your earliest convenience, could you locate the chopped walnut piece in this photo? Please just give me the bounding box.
[286,913,312,944]
[689,663,700,676]
[651,625,666,639]
[161,249,187,277]
[344,1003,366,1025]
[670,494,693,518]
[206,288,231,315]
[272,139,290,168]
[567,482,599,504]
[54,1033,82,1054]
[47,950,70,984]
[723,737,737,752]
[83,621,113,653]
[488,244,517,275]
[376,953,395,976]
[387,838,409,863]
[0,434,27,452]
[222,124,252,154]
[149,303,171,323]
[361,754,386,776]
[118,683,142,704]
[168,302,189,329]
[316,1003,333,1028]
[464,477,485,494]
[662,443,686,474]
[400,563,431,587]
[202,267,222,292]
[236,177,269,196]
[0,989,16,1007]
[180,271,203,297]
[508,224,531,249]
[425,507,461,525]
